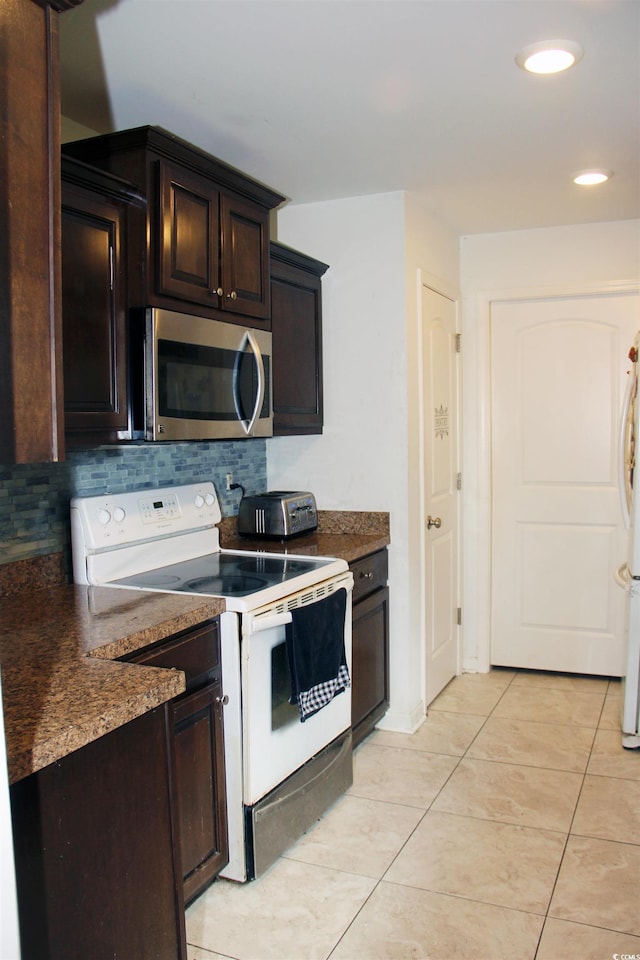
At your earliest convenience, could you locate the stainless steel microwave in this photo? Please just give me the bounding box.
[134,308,272,441]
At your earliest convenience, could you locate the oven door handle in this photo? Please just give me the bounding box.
[233,330,266,436]
[242,610,293,636]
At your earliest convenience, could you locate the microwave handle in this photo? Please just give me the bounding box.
[233,330,266,435]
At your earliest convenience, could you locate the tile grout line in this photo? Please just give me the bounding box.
[191,670,634,960]
[532,677,616,959]
[326,671,522,960]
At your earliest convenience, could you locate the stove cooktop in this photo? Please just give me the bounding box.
[113,550,335,598]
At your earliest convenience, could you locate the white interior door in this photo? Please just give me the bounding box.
[422,286,460,706]
[490,292,639,675]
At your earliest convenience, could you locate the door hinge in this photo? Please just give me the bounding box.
[457,607,462,625]
[455,333,461,353]
[456,472,462,490]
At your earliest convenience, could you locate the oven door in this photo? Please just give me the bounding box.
[240,575,353,806]
[145,307,272,441]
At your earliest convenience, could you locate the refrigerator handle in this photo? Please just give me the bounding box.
[615,562,630,589]
[618,368,634,528]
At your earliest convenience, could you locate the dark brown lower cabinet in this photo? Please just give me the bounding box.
[172,676,228,903]
[10,705,186,960]
[350,550,390,745]
[127,620,228,904]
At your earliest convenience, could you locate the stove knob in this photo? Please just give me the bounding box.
[205,493,215,506]
[194,494,205,508]
[113,507,125,523]
[97,508,111,525]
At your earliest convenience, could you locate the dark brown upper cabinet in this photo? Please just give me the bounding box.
[63,126,285,329]
[270,242,328,435]
[61,157,143,447]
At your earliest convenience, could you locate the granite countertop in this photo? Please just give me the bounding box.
[1,508,389,786]
[0,584,224,785]
[219,509,390,563]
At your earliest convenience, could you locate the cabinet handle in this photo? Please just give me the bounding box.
[226,290,238,300]
[359,571,374,580]
[213,287,223,297]
[216,694,229,706]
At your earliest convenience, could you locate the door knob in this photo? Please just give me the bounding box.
[216,694,229,706]
[426,516,442,529]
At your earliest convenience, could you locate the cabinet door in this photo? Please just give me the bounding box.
[220,193,270,323]
[351,586,390,745]
[270,247,327,435]
[173,680,229,904]
[158,161,220,307]
[62,186,129,446]
[129,621,228,903]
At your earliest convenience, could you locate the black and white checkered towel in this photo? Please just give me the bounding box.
[286,588,350,722]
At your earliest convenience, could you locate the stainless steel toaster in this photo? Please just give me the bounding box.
[237,491,318,539]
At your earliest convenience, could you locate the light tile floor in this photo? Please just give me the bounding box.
[186,669,640,960]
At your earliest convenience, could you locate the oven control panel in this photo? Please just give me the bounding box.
[139,492,181,524]
[71,482,222,553]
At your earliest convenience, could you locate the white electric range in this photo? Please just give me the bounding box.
[71,481,353,882]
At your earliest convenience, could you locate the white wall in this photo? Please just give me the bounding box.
[270,191,459,729]
[460,219,640,671]
[61,116,100,142]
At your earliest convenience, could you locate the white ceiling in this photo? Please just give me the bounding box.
[59,0,640,236]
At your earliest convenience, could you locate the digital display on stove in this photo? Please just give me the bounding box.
[138,493,181,523]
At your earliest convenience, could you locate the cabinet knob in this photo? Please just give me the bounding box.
[426,515,442,529]
[226,290,238,300]
[216,694,229,706]
[213,287,223,297]
[359,571,374,580]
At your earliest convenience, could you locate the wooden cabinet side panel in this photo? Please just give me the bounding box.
[10,706,186,960]
[0,0,64,463]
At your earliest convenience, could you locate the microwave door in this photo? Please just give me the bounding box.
[233,330,266,435]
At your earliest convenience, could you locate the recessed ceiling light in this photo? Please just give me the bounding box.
[516,40,584,74]
[573,170,612,186]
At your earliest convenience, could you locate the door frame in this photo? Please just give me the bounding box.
[416,269,462,706]
[468,278,640,674]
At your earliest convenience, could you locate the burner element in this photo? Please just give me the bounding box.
[134,573,182,586]
[185,574,268,595]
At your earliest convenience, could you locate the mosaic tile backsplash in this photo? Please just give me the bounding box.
[0,440,267,568]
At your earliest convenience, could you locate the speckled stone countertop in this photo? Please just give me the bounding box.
[218,509,390,563]
[1,509,388,785]
[1,584,224,785]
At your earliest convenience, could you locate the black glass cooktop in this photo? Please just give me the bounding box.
[113,550,332,598]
